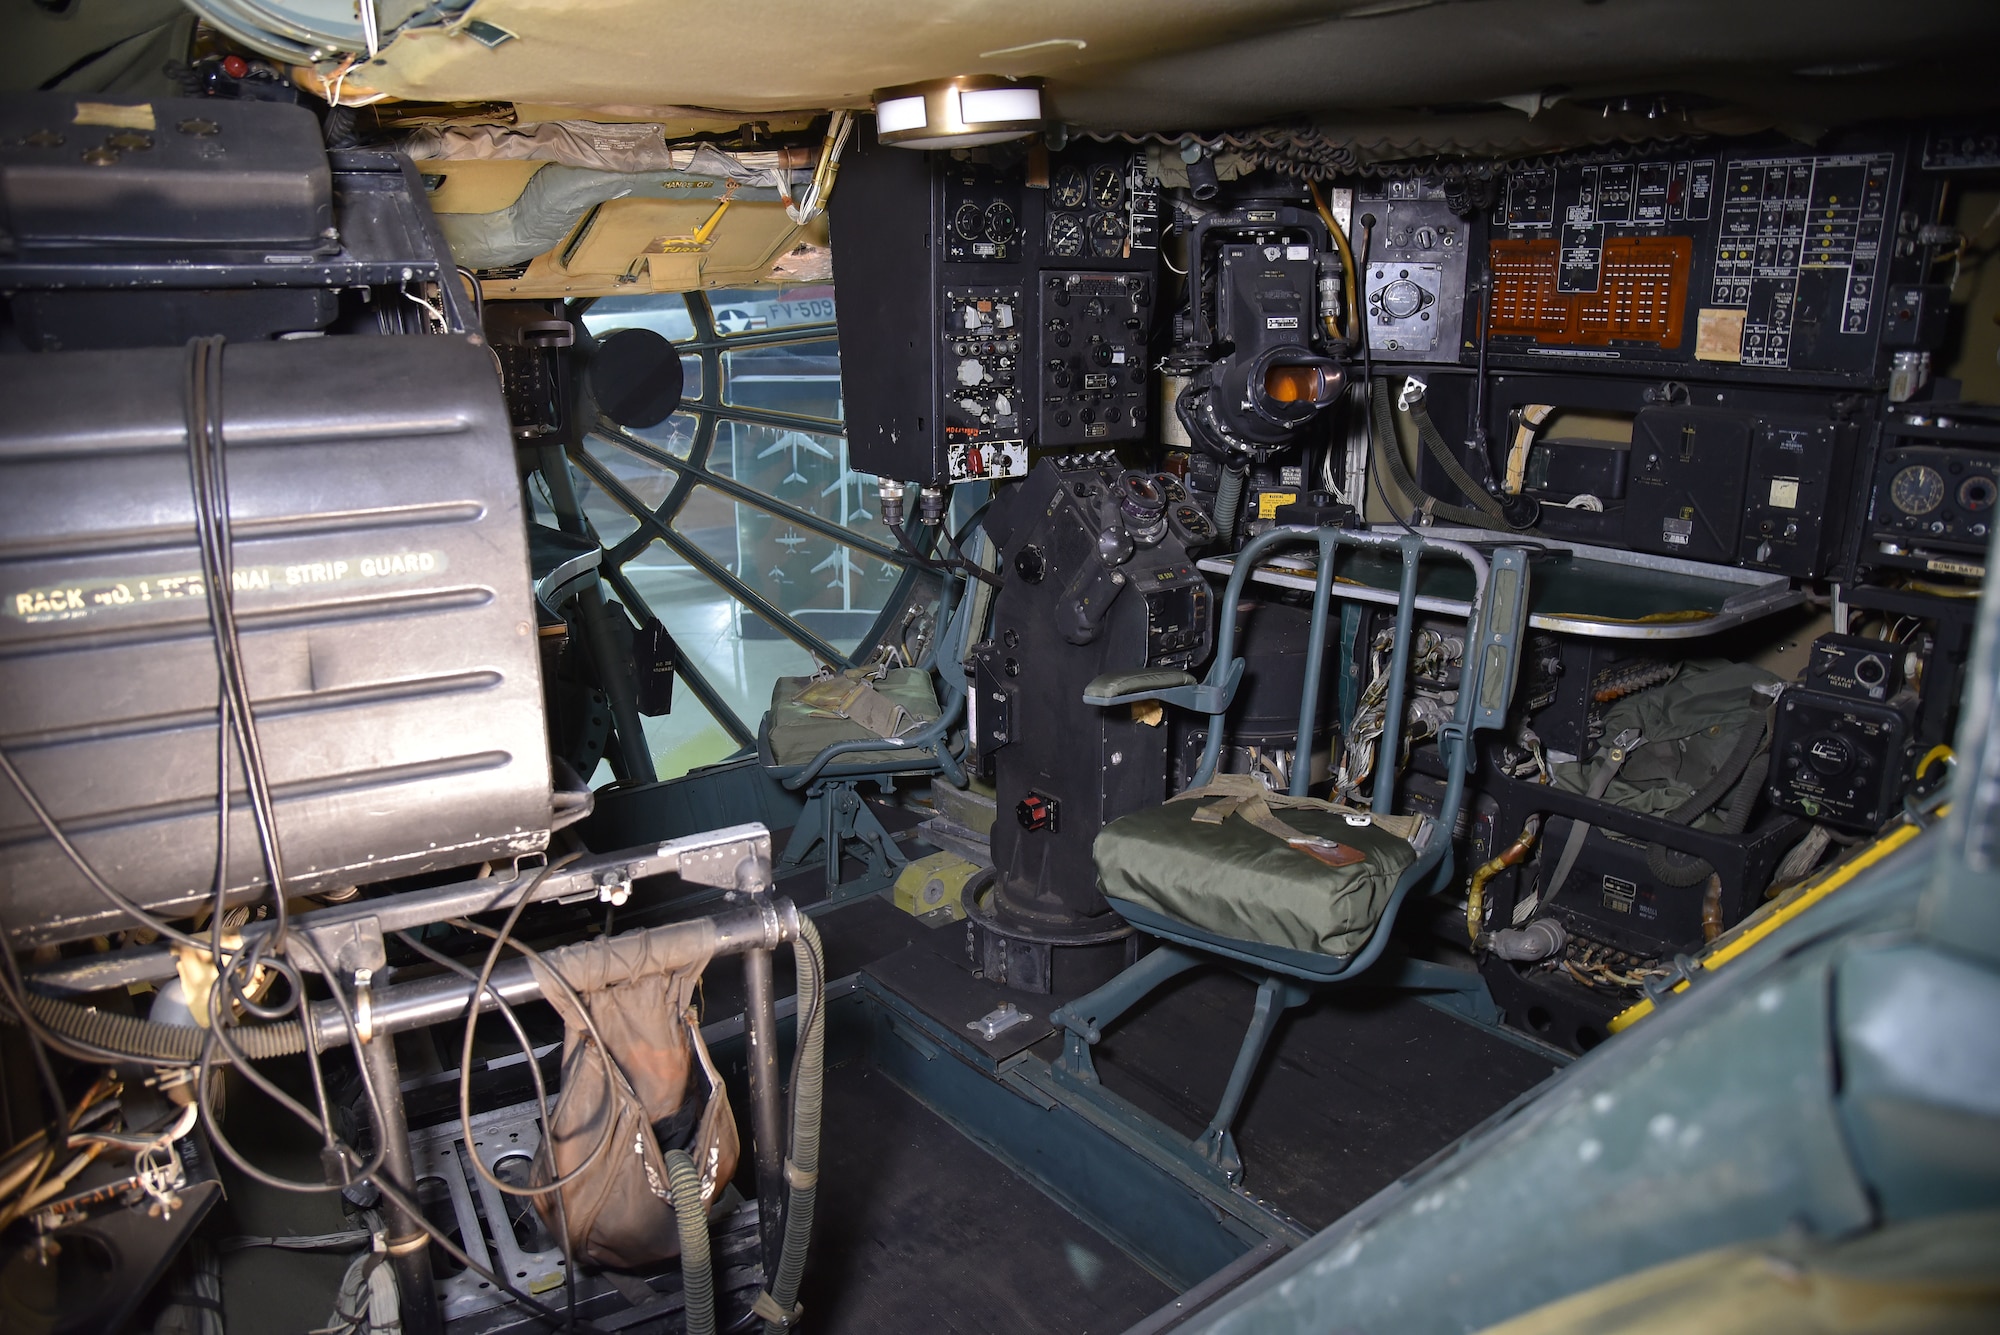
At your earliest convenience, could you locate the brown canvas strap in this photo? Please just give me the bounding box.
[1170,773,1406,868]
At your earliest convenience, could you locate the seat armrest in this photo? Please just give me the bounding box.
[1082,659,1244,716]
[1083,668,1197,705]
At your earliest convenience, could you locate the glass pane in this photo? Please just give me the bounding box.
[637,684,743,783]
[620,538,816,760]
[607,407,699,460]
[580,293,695,343]
[681,483,891,660]
[711,422,887,546]
[555,458,640,547]
[721,339,842,416]
[707,285,837,335]
[679,355,704,403]
[579,434,678,534]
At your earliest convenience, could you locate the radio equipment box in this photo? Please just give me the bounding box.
[0,335,552,946]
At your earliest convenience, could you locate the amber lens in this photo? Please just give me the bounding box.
[1264,364,1322,404]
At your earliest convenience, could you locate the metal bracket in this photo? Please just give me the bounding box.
[300,914,387,976]
[660,823,777,889]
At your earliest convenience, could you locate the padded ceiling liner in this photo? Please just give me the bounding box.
[364,0,2000,140]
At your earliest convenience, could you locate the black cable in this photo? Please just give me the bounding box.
[369,1174,598,1332]
[0,935,74,1188]
[941,524,1002,590]
[893,522,997,591]
[0,748,211,953]
[1469,274,1496,486]
[196,940,389,1196]
[1354,214,1419,540]
[394,929,584,1329]
[184,338,293,957]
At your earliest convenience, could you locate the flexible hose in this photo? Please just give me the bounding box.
[1646,725,1769,887]
[761,916,825,1335]
[1306,181,1360,343]
[1370,379,1504,531]
[3,987,308,1063]
[666,1148,716,1335]
[1213,464,1246,544]
[1466,816,1540,943]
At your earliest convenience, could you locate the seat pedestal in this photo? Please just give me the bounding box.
[778,777,907,902]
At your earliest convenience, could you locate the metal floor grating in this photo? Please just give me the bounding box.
[408,1099,766,1333]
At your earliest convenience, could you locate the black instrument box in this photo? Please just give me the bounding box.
[1864,406,2000,576]
[1804,632,1905,702]
[0,93,333,256]
[1768,687,1916,831]
[0,335,552,946]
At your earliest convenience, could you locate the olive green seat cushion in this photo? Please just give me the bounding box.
[1095,782,1421,957]
[765,668,942,769]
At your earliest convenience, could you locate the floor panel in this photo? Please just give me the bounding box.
[802,1061,1174,1335]
[1084,968,1563,1228]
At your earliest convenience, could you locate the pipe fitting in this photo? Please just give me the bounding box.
[1487,917,1568,963]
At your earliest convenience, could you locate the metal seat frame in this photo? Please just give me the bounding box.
[759,577,980,901]
[1051,526,1531,1184]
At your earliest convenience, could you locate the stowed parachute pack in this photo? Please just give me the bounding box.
[527,926,738,1270]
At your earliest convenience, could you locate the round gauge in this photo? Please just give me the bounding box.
[1090,163,1124,211]
[1170,502,1217,545]
[1378,278,1429,319]
[1890,464,1946,516]
[953,201,984,240]
[1052,164,1087,209]
[1048,212,1085,258]
[1959,475,1997,513]
[985,200,1017,244]
[1118,471,1169,543]
[1154,473,1188,503]
[1089,211,1126,257]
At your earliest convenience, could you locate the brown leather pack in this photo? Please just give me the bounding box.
[527,926,739,1270]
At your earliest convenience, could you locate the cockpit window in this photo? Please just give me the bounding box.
[568,287,910,780]
[707,285,837,335]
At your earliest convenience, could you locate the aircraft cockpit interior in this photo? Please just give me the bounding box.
[4,3,2000,1332]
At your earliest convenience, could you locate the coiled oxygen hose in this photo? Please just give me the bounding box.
[2,986,307,1063]
[667,1148,716,1335]
[760,915,825,1335]
[1213,464,1246,544]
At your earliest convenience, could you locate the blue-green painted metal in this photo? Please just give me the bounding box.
[861,977,1307,1291]
[1162,536,2000,1334]
[780,779,908,903]
[1054,527,1526,1185]
[1370,535,1426,813]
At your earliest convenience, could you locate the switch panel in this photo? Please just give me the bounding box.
[940,286,1027,482]
[1037,271,1151,447]
[1359,184,1471,362]
[1737,417,1856,578]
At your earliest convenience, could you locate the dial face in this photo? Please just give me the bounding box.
[1052,164,1088,209]
[985,200,1017,243]
[1154,474,1188,503]
[953,201,984,240]
[1959,475,1997,512]
[1089,211,1125,257]
[1120,471,1165,512]
[1890,464,1946,515]
[1172,502,1216,542]
[1048,212,1085,258]
[1090,164,1124,211]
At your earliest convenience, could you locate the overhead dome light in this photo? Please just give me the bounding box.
[870,75,1045,150]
